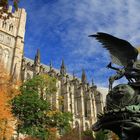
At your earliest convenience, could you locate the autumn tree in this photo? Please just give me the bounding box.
[20,137,40,140]
[109,131,119,140]
[12,74,72,140]
[0,63,20,139]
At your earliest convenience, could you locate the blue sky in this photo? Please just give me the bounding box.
[18,0,140,87]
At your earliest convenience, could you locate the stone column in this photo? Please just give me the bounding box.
[79,86,85,131]
[11,9,26,80]
[88,91,96,126]
[52,81,61,109]
[63,82,71,112]
[70,83,75,127]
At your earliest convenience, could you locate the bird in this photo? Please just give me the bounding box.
[89,32,140,68]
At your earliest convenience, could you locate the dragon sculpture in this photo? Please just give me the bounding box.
[89,32,140,140]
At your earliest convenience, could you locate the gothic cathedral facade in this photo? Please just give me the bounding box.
[0,7,103,131]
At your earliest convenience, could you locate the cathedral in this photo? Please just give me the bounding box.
[0,6,103,132]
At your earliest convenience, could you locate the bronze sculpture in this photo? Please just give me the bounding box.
[89,32,140,90]
[89,32,140,140]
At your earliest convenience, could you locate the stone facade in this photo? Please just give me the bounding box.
[0,6,26,80]
[0,7,104,132]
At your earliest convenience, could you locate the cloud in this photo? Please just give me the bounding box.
[20,0,140,88]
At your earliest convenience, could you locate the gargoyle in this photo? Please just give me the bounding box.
[92,84,140,140]
[89,32,140,90]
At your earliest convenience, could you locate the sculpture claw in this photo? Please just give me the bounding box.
[106,62,112,69]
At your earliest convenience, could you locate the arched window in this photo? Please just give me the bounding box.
[2,21,6,28]
[74,99,79,115]
[9,24,13,31]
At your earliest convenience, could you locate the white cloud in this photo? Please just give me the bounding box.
[22,0,140,87]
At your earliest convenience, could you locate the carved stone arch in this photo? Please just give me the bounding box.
[9,23,13,31]
[2,21,7,28]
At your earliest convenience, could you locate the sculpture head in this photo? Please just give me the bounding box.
[106,84,136,109]
[92,84,140,139]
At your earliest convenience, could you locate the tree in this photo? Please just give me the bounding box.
[58,129,80,140]
[0,63,20,139]
[109,131,119,140]
[82,130,95,140]
[95,130,108,140]
[59,129,95,140]
[12,74,72,139]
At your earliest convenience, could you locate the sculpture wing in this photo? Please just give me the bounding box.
[89,32,138,66]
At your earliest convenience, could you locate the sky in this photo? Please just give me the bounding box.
[18,0,140,88]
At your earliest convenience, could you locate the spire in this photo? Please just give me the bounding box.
[50,60,53,71]
[73,71,75,79]
[92,78,94,86]
[60,59,66,76]
[61,59,65,68]
[34,49,40,65]
[81,69,87,84]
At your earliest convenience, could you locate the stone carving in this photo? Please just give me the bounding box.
[0,32,13,47]
[90,32,140,139]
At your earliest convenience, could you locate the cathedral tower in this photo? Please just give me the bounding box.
[60,59,66,76]
[0,6,26,79]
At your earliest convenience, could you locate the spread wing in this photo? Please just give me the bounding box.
[89,32,138,67]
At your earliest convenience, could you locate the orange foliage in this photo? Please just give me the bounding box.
[20,137,40,140]
[0,63,20,139]
[111,131,119,140]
